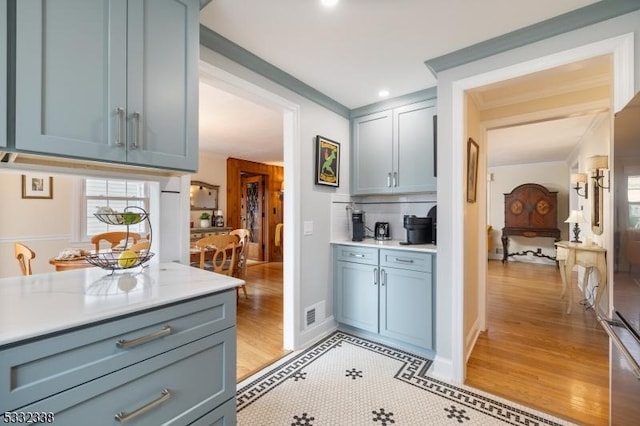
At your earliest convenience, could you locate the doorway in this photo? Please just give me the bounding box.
[241,173,266,261]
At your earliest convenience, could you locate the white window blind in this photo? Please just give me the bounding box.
[84,179,149,239]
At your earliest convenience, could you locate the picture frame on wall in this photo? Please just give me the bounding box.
[466,138,479,203]
[315,135,340,187]
[22,174,53,199]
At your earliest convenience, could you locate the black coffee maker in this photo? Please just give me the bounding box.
[351,210,365,241]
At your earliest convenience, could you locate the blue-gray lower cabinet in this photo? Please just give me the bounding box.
[0,290,236,425]
[333,245,434,350]
[0,0,6,148]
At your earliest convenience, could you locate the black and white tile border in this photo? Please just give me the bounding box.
[237,331,571,425]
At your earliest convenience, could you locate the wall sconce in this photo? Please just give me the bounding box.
[564,209,587,243]
[587,155,610,191]
[570,173,588,199]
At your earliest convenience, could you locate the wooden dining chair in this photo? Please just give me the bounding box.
[14,242,36,276]
[91,232,142,252]
[230,228,250,280]
[194,234,247,299]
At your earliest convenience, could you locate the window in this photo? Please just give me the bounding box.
[83,178,149,239]
[628,175,640,228]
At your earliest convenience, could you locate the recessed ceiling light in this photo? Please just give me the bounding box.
[378,90,390,98]
[321,0,339,7]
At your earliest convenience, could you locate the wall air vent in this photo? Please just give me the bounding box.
[304,301,325,330]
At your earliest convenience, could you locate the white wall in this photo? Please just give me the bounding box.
[0,171,76,277]
[435,10,640,382]
[199,46,351,348]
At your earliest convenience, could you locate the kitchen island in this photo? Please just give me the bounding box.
[0,262,241,425]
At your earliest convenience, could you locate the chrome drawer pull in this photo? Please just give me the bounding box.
[387,172,392,187]
[349,253,365,258]
[394,257,414,263]
[116,325,172,349]
[115,389,171,423]
[373,268,378,286]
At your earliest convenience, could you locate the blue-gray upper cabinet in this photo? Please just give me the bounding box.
[14,0,199,172]
[0,0,6,148]
[352,100,437,195]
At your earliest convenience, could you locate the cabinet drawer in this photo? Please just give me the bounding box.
[189,398,236,425]
[1,291,235,412]
[21,328,236,426]
[380,250,432,273]
[334,245,378,265]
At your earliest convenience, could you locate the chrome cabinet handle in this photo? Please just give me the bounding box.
[387,173,392,187]
[131,112,141,149]
[381,269,386,286]
[600,318,640,380]
[393,172,397,187]
[349,253,365,258]
[373,268,378,286]
[116,325,172,349]
[115,389,171,423]
[394,257,414,263]
[115,107,125,146]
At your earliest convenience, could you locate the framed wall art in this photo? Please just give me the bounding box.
[22,174,53,199]
[466,138,479,203]
[315,135,340,187]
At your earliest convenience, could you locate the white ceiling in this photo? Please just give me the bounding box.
[197,0,607,167]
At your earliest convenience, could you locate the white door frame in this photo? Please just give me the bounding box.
[450,33,635,382]
[199,61,300,350]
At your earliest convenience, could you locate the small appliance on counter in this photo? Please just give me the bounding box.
[374,222,391,240]
[400,215,432,245]
[400,205,437,245]
[351,210,365,242]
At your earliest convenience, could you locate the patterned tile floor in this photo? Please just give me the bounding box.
[237,331,576,425]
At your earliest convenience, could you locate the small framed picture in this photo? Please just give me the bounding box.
[466,138,479,203]
[22,174,53,199]
[315,135,340,187]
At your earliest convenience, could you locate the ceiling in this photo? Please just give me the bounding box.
[197,0,608,167]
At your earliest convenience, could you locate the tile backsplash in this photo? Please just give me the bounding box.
[331,193,437,241]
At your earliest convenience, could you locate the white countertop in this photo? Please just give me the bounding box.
[0,262,243,347]
[331,239,437,253]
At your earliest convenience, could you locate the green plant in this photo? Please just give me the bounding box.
[199,212,211,220]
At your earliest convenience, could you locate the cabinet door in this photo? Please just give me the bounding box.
[393,100,437,193]
[352,110,393,195]
[379,266,433,349]
[0,0,6,148]
[126,0,199,171]
[334,260,379,333]
[15,0,127,162]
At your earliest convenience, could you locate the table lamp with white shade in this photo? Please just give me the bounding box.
[565,210,586,243]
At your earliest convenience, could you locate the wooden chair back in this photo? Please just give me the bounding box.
[230,229,250,279]
[194,234,240,275]
[129,240,150,252]
[91,232,142,252]
[14,242,36,276]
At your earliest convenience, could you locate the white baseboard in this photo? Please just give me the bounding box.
[297,316,338,350]
[465,318,481,364]
[430,355,454,382]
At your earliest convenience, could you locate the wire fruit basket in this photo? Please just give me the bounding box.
[89,206,154,273]
[84,251,155,271]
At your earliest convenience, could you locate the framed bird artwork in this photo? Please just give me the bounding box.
[315,135,340,187]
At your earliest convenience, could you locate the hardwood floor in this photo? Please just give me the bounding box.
[236,261,287,381]
[466,260,609,425]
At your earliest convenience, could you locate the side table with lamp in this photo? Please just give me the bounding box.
[555,209,606,314]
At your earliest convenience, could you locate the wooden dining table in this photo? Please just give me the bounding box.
[48,256,95,272]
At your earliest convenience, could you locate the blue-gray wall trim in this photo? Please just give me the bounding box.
[199,25,351,118]
[424,0,640,75]
[349,87,437,119]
